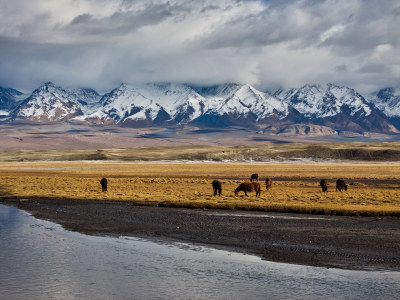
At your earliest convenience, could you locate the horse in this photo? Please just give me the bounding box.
[265,178,272,191]
[336,179,348,191]
[320,179,328,193]
[234,182,261,197]
[100,177,108,192]
[212,180,222,196]
[250,173,259,181]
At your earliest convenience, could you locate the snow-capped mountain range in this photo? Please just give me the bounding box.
[1,81,400,134]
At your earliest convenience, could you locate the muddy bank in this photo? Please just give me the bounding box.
[2,198,400,271]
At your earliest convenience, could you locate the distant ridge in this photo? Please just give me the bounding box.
[1,82,400,136]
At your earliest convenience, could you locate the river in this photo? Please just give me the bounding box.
[0,204,399,299]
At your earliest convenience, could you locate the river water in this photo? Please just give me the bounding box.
[1,204,399,300]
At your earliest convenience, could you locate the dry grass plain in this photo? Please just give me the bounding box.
[1,161,400,216]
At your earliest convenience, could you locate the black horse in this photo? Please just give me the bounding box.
[250,173,259,181]
[100,178,108,192]
[336,179,348,191]
[320,179,328,193]
[212,180,222,196]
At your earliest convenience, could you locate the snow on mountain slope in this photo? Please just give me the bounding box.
[134,83,206,121]
[219,84,288,120]
[194,83,288,123]
[275,84,371,119]
[6,81,400,134]
[13,82,99,121]
[368,87,400,117]
[100,84,164,124]
[96,82,288,126]
[274,83,399,133]
[69,88,101,104]
[98,83,207,125]
[191,83,241,114]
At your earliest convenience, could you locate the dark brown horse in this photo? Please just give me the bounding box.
[100,178,108,192]
[336,179,348,191]
[212,180,222,196]
[250,173,259,181]
[320,179,328,193]
[234,182,261,197]
[265,178,272,191]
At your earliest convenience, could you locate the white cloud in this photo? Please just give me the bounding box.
[319,25,346,43]
[0,0,399,94]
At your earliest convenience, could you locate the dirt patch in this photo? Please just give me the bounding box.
[2,198,400,271]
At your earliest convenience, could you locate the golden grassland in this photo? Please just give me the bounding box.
[1,161,400,216]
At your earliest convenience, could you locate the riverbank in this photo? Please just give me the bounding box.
[2,198,400,271]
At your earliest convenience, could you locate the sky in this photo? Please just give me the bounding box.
[0,0,399,94]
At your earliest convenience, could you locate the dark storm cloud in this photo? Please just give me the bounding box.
[70,13,93,25]
[358,62,391,74]
[66,2,175,36]
[334,64,347,72]
[200,5,221,13]
[0,0,399,94]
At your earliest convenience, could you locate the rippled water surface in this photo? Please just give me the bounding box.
[1,204,399,299]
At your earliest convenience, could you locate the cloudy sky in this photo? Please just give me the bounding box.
[0,0,399,94]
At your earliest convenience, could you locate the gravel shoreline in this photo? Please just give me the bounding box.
[2,198,400,271]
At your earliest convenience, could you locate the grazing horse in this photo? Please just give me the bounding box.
[212,180,222,196]
[265,178,272,191]
[234,182,261,197]
[100,177,108,192]
[320,179,328,193]
[250,173,259,182]
[336,179,348,192]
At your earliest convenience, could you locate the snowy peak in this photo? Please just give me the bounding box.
[183,83,291,127]
[99,83,206,125]
[4,81,400,134]
[13,82,100,121]
[213,84,288,122]
[276,83,372,119]
[100,84,165,125]
[275,83,398,133]
[368,87,400,118]
[97,82,289,126]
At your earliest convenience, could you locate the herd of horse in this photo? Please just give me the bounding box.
[100,173,348,196]
[215,173,348,197]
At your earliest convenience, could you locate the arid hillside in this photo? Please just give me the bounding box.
[1,142,400,162]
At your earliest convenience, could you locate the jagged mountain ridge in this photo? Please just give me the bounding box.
[12,82,101,122]
[368,87,400,117]
[96,83,207,126]
[275,84,372,119]
[275,84,398,134]
[368,87,400,130]
[77,82,289,127]
[2,81,400,134]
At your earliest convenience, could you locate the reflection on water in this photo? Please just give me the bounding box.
[1,204,399,300]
